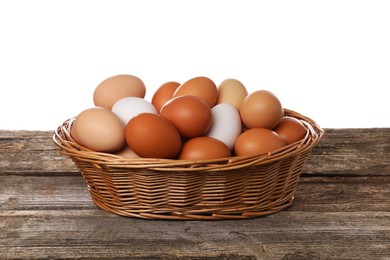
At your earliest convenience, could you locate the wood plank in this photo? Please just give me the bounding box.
[0,175,95,211]
[1,210,389,259]
[1,128,390,175]
[0,130,76,174]
[294,176,390,212]
[304,128,390,175]
[1,175,389,259]
[1,175,389,212]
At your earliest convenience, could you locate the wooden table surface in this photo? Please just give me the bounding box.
[1,128,389,259]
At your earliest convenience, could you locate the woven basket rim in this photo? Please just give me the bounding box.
[53,108,324,172]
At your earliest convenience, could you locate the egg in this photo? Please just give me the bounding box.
[93,74,146,110]
[160,95,212,138]
[111,97,157,125]
[234,128,286,157]
[217,78,248,110]
[114,145,141,159]
[205,103,242,150]
[173,76,218,107]
[178,136,231,160]
[239,90,284,129]
[151,81,181,113]
[274,116,307,144]
[125,113,181,159]
[72,107,125,152]
[69,121,82,144]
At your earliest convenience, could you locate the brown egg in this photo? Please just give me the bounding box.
[234,128,286,156]
[160,95,212,138]
[217,78,248,110]
[69,121,82,144]
[93,74,146,109]
[239,90,284,129]
[72,107,125,152]
[274,116,307,144]
[178,136,231,160]
[173,76,218,107]
[151,81,181,113]
[125,113,181,159]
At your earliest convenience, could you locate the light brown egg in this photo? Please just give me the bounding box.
[114,145,141,159]
[72,107,125,152]
[239,90,284,129]
[173,76,218,107]
[274,116,307,144]
[178,136,231,160]
[160,95,212,138]
[234,128,286,157]
[125,113,181,159]
[217,78,248,110]
[69,121,82,144]
[93,74,146,110]
[151,81,181,113]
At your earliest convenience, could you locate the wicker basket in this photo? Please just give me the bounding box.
[53,109,324,220]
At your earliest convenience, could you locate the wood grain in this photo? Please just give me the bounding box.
[1,129,389,259]
[304,128,390,175]
[1,209,389,259]
[1,175,389,212]
[1,128,390,175]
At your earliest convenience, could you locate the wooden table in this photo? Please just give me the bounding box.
[1,128,389,259]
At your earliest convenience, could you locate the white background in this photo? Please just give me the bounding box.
[1,0,389,130]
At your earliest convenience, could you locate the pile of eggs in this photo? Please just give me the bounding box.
[70,74,308,160]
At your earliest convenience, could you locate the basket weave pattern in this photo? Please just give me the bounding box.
[53,109,324,220]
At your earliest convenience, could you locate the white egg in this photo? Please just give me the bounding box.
[205,103,242,150]
[111,97,157,125]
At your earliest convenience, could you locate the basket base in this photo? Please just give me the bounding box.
[90,195,295,220]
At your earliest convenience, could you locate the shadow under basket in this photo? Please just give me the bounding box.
[53,109,324,220]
